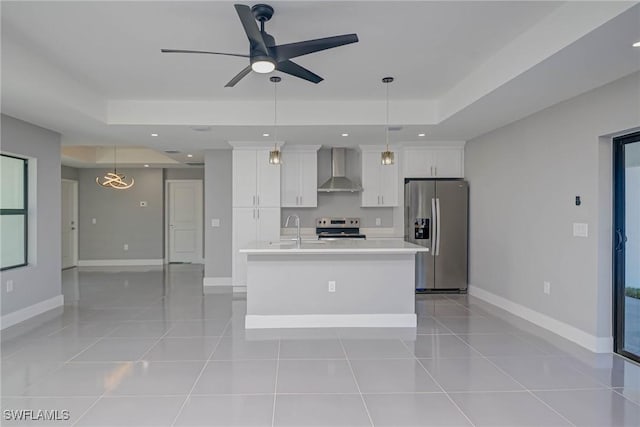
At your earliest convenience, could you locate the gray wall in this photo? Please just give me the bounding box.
[61,165,79,180]
[465,72,640,340]
[204,150,232,278]
[1,115,61,316]
[164,167,204,180]
[78,168,164,260]
[282,148,394,228]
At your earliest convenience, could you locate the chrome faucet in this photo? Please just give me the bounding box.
[285,214,301,247]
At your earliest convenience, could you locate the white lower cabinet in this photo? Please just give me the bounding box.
[232,207,280,286]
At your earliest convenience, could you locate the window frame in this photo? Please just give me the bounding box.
[1,153,28,271]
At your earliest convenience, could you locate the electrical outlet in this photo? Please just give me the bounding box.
[92,218,97,224]
[375,218,381,226]
[544,281,551,295]
[140,201,147,207]
[6,280,14,293]
[328,281,336,293]
[123,244,129,251]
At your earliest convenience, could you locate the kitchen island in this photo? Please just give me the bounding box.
[239,240,428,329]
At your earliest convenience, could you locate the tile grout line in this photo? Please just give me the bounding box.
[398,338,476,427]
[458,335,578,427]
[169,317,232,427]
[271,339,281,427]
[338,337,375,427]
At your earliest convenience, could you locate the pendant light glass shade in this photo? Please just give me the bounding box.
[269,76,282,165]
[96,146,134,190]
[381,77,394,165]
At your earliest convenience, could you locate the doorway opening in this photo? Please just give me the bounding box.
[165,180,203,264]
[613,131,640,363]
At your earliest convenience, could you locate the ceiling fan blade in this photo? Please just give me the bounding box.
[274,34,358,61]
[234,4,268,55]
[161,49,249,58]
[276,60,323,84]
[225,65,253,87]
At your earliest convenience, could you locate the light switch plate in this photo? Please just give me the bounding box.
[211,219,220,227]
[573,223,588,237]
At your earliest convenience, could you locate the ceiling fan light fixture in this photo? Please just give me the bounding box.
[251,56,276,73]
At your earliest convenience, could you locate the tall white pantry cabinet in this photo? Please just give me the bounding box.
[231,145,281,287]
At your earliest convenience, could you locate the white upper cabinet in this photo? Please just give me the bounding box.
[280,146,319,207]
[403,145,464,178]
[360,147,398,207]
[233,148,281,208]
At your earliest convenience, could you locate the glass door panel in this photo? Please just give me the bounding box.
[614,132,640,362]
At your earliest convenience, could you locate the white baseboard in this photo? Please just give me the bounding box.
[469,285,613,353]
[78,259,164,267]
[203,277,232,293]
[245,313,417,329]
[1,295,64,330]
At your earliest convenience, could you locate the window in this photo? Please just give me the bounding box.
[1,154,28,270]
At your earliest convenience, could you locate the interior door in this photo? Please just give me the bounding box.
[614,131,640,363]
[168,181,203,263]
[61,180,77,269]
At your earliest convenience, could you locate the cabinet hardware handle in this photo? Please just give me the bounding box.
[257,209,260,220]
[382,195,384,205]
[257,195,260,206]
[434,166,437,176]
[252,195,256,206]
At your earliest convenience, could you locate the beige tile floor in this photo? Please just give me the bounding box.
[1,264,639,426]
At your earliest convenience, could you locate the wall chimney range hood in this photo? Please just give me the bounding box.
[318,148,362,192]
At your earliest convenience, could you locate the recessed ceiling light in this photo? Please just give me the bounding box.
[187,154,193,158]
[144,164,149,167]
[151,133,158,137]
[341,133,349,137]
[418,133,426,137]
[633,41,640,48]
[263,133,270,137]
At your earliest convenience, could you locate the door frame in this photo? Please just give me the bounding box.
[164,179,204,264]
[61,178,78,269]
[613,131,640,363]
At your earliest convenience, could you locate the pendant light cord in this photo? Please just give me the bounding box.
[385,82,389,151]
[273,78,278,150]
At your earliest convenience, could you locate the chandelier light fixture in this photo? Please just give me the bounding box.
[269,75,282,165]
[381,76,395,165]
[96,146,135,190]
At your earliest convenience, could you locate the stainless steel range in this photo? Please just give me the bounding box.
[316,217,366,240]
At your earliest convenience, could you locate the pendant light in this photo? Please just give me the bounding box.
[381,76,395,165]
[268,76,282,165]
[96,146,134,190]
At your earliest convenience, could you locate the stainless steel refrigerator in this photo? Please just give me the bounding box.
[404,179,468,291]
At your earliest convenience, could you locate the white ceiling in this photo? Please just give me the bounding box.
[1,1,639,167]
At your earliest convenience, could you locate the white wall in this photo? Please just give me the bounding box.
[465,72,640,350]
[1,115,62,323]
[204,150,232,280]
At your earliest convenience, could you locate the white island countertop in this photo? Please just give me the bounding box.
[239,239,428,255]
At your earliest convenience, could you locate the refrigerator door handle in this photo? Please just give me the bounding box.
[431,198,436,254]
[435,198,441,256]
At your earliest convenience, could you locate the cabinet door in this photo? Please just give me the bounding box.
[256,207,281,243]
[379,160,398,206]
[404,149,434,178]
[298,151,318,207]
[256,149,281,207]
[433,149,463,178]
[361,151,381,207]
[232,207,257,286]
[280,151,300,207]
[233,150,257,207]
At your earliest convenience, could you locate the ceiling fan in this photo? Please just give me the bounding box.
[161,3,359,87]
